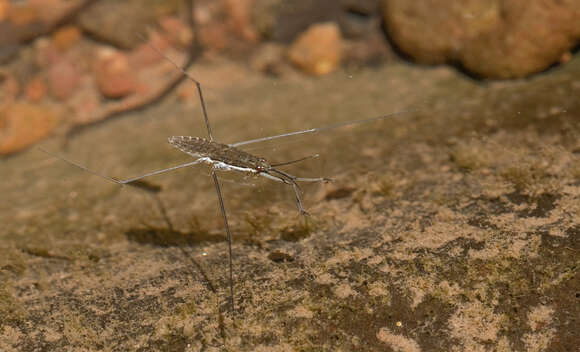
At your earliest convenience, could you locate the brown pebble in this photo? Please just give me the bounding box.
[94,48,137,99]
[288,22,342,76]
[268,251,295,263]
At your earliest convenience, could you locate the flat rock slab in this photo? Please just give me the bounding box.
[1,57,579,350]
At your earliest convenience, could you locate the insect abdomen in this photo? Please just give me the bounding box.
[168,136,269,169]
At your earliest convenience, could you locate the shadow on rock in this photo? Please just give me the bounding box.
[125,227,224,247]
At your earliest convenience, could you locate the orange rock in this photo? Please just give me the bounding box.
[25,76,47,102]
[94,48,137,99]
[0,102,60,154]
[288,22,342,76]
[51,25,82,51]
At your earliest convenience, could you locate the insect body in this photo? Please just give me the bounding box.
[168,135,329,215]
[170,136,271,171]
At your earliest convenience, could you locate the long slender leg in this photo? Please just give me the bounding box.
[260,170,309,215]
[141,39,214,141]
[266,168,331,214]
[39,147,122,185]
[293,176,332,182]
[264,169,309,214]
[230,109,420,148]
[269,167,331,184]
[270,154,320,168]
[211,170,235,313]
[289,181,309,215]
[38,147,204,185]
[118,159,204,183]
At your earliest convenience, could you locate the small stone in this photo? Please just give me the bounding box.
[0,102,60,154]
[24,76,47,102]
[288,22,342,76]
[94,48,137,99]
[268,251,294,263]
[47,58,81,101]
[51,25,81,51]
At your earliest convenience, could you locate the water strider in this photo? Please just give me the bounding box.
[39,42,418,313]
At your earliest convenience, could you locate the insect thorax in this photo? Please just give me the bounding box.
[168,136,270,170]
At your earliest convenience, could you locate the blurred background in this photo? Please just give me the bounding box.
[1,0,578,155]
